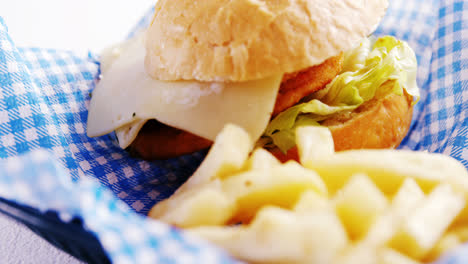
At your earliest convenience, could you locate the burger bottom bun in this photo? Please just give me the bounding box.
[128,120,212,160]
[325,88,414,151]
[131,83,414,161]
[271,88,415,162]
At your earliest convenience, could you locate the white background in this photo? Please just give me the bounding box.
[0,0,154,263]
[1,0,154,52]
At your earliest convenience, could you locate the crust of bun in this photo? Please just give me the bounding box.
[323,89,414,151]
[132,87,414,161]
[145,0,388,82]
[271,90,414,162]
[128,120,212,160]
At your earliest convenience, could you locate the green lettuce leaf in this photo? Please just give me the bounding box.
[261,36,420,153]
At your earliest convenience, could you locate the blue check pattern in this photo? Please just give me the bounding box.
[0,0,467,263]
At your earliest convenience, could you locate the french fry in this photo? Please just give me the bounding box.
[296,126,334,165]
[363,178,425,246]
[333,244,377,264]
[178,123,252,193]
[243,147,280,171]
[424,233,460,262]
[149,124,468,264]
[425,226,468,261]
[334,173,388,240]
[388,184,465,260]
[223,161,327,223]
[150,124,251,226]
[148,180,235,227]
[379,248,421,264]
[294,190,329,213]
[190,206,348,264]
[304,149,468,196]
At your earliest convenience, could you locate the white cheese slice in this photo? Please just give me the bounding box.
[114,119,146,149]
[87,34,282,149]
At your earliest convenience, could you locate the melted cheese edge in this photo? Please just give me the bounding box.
[87,34,282,149]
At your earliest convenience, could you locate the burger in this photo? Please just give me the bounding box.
[87,0,419,161]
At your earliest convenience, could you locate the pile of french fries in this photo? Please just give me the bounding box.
[149,124,468,264]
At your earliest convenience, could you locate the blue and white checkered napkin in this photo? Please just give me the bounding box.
[0,0,467,263]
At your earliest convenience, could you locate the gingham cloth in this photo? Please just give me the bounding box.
[0,0,467,263]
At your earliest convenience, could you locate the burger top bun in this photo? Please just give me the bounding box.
[145,0,389,82]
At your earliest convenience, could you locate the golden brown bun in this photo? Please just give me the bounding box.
[135,87,414,161]
[132,83,414,161]
[271,88,414,162]
[128,120,212,160]
[270,147,300,163]
[145,0,388,82]
[323,87,414,151]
